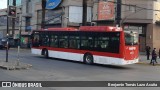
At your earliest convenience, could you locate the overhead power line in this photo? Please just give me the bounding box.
[107,1,160,12]
[1,1,160,28]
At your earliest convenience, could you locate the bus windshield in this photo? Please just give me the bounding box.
[32,31,40,47]
[125,32,138,45]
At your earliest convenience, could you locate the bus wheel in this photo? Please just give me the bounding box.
[83,53,93,64]
[44,49,49,58]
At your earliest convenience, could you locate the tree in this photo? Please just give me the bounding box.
[41,0,46,29]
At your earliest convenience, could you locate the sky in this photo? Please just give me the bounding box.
[0,0,7,9]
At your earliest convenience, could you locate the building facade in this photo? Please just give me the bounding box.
[92,0,160,51]
[123,0,160,51]
[0,0,160,51]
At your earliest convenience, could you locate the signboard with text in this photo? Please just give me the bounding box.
[98,0,115,20]
[46,0,62,9]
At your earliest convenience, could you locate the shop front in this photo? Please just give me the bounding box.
[20,35,31,48]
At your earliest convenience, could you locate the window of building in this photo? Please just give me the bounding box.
[15,14,20,26]
[9,0,21,6]
[0,15,12,26]
[16,0,22,6]
[126,5,136,13]
[37,10,42,29]
[9,0,13,6]
[0,16,7,26]
[124,25,146,35]
[25,17,31,31]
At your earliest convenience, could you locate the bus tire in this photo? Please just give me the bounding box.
[83,53,94,64]
[44,49,49,58]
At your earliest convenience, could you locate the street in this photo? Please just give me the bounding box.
[0,49,160,90]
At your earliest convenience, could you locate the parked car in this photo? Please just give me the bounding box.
[0,38,11,49]
[0,38,6,49]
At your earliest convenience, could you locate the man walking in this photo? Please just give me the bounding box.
[146,46,151,60]
[150,48,158,64]
[158,49,160,58]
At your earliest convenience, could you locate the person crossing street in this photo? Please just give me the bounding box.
[150,48,158,65]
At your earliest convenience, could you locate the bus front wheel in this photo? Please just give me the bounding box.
[83,53,93,64]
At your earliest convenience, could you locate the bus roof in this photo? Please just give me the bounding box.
[79,26,122,32]
[47,27,78,31]
[35,26,122,32]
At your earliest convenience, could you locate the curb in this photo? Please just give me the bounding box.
[136,62,160,66]
[0,61,32,70]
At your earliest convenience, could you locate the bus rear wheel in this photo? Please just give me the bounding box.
[43,49,49,58]
[83,54,93,64]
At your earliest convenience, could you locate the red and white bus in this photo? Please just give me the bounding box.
[31,26,139,65]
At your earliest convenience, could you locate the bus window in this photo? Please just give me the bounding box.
[125,32,138,45]
[50,35,58,47]
[32,32,40,47]
[69,36,80,49]
[109,36,120,53]
[95,37,109,51]
[59,36,68,48]
[95,32,120,53]
[41,33,49,46]
[81,36,94,50]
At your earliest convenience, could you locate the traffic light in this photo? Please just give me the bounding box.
[8,6,17,18]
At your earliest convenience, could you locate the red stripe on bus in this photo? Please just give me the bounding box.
[32,46,124,59]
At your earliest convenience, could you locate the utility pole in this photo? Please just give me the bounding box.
[6,0,9,62]
[82,0,87,26]
[116,0,122,27]
[12,0,16,37]
[17,6,22,66]
[41,0,46,29]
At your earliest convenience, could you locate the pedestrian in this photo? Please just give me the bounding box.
[146,46,151,60]
[145,46,148,56]
[150,48,158,64]
[159,49,160,59]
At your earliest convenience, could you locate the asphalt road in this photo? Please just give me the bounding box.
[0,48,160,90]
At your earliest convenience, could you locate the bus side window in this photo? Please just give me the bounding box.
[33,34,40,47]
[107,35,120,53]
[95,37,109,52]
[81,36,93,50]
[50,35,58,47]
[69,40,76,48]
[59,36,68,48]
[69,36,80,49]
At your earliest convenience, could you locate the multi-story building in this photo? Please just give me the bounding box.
[0,0,23,47]
[0,0,160,51]
[122,0,160,51]
[93,0,160,51]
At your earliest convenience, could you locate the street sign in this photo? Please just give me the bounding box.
[46,0,62,9]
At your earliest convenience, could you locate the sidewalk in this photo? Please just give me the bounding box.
[138,52,160,66]
[0,61,32,70]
